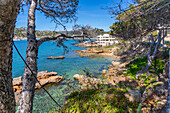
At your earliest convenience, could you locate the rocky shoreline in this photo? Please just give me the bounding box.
[75,48,116,58]
[72,54,168,112]
[55,41,168,112]
[13,71,64,105]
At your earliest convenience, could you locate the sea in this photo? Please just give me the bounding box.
[13,39,116,112]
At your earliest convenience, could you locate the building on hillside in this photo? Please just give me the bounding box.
[96,34,117,46]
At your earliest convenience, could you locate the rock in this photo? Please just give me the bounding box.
[79,48,103,54]
[124,90,141,102]
[35,75,63,88]
[13,76,22,86]
[75,43,84,46]
[73,74,86,81]
[37,71,58,79]
[14,92,20,105]
[73,74,109,89]
[75,50,81,53]
[112,61,120,67]
[48,76,64,83]
[91,49,103,54]
[102,50,112,53]
[48,72,58,75]
[107,65,113,68]
[119,62,129,68]
[35,79,49,88]
[75,48,115,58]
[107,75,128,84]
[46,56,65,59]
[102,70,107,74]
[13,71,64,105]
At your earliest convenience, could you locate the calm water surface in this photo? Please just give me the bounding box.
[12,39,115,112]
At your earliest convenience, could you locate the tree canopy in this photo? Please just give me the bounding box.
[72,24,105,38]
[109,0,169,40]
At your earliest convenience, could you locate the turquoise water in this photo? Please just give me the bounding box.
[12,39,115,112]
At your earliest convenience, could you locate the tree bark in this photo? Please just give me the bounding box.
[145,30,162,72]
[37,34,73,48]
[17,0,38,112]
[166,50,170,113]
[0,0,20,112]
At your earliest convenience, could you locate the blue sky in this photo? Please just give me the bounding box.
[15,0,118,31]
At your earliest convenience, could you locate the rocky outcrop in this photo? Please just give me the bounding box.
[74,43,84,47]
[73,74,110,89]
[112,61,120,67]
[124,90,141,102]
[13,71,64,105]
[46,56,65,59]
[107,75,130,85]
[75,48,113,57]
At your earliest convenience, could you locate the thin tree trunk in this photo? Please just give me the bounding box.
[145,30,162,72]
[145,33,155,72]
[162,28,167,45]
[162,30,165,45]
[0,0,20,112]
[166,50,170,113]
[17,0,38,112]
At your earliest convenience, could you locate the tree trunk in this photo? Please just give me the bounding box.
[17,0,38,112]
[145,30,162,72]
[0,0,20,112]
[166,50,170,113]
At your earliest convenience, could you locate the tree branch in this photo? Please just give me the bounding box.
[37,33,73,48]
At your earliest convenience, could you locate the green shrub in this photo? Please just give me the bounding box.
[51,86,139,113]
[125,56,165,79]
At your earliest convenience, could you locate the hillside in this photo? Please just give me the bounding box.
[14,27,71,40]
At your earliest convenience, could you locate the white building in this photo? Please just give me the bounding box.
[96,34,116,46]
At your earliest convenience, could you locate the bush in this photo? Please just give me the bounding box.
[125,56,165,79]
[55,86,139,113]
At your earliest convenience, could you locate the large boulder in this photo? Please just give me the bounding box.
[73,74,86,81]
[73,74,109,89]
[37,71,58,79]
[13,76,22,86]
[107,75,129,85]
[112,61,120,67]
[102,69,107,74]
[124,90,141,102]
